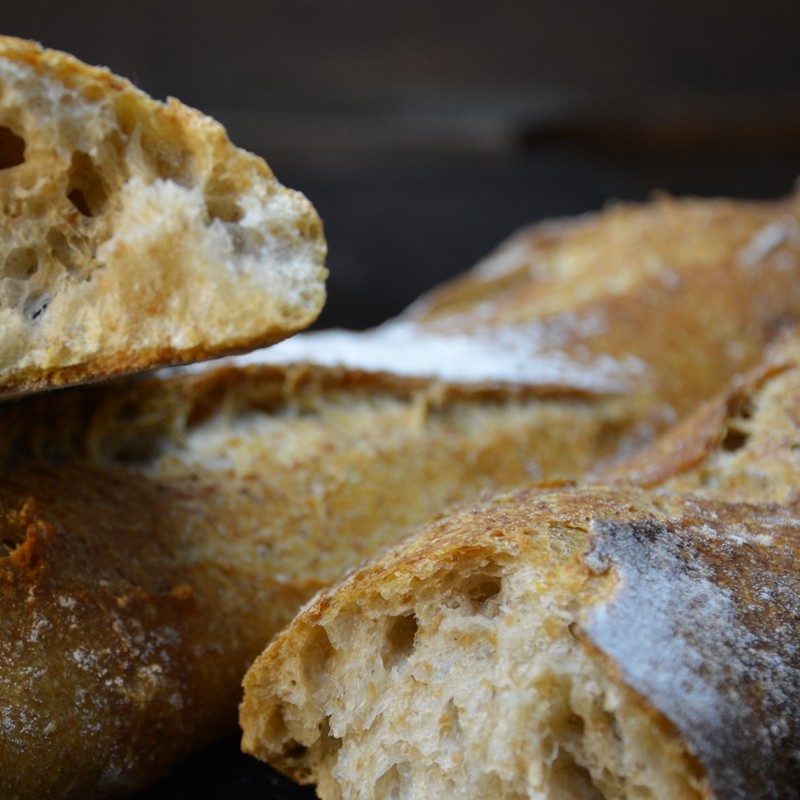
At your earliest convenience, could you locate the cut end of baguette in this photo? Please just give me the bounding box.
[241,486,800,800]
[240,489,709,800]
[0,36,327,396]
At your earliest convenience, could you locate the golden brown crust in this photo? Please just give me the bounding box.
[0,36,327,397]
[403,193,800,415]
[608,326,800,503]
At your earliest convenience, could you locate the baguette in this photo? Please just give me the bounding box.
[207,190,800,442]
[0,36,327,397]
[240,484,800,800]
[2,193,800,796]
[238,329,800,798]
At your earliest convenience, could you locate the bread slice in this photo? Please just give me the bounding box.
[2,191,800,797]
[240,485,800,800]
[0,36,327,397]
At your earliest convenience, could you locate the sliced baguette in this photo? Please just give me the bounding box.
[0,36,327,397]
[240,484,800,800]
[239,322,800,799]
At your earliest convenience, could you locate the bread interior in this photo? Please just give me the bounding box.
[258,556,708,800]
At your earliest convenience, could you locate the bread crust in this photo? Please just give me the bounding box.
[402,192,800,416]
[607,327,800,503]
[0,36,327,397]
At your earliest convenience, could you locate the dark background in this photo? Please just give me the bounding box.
[5,1,800,333]
[2,2,800,796]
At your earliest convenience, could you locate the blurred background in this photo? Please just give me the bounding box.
[2,1,800,796]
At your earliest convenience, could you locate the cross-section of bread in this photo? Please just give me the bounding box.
[0,36,327,396]
[240,485,800,800]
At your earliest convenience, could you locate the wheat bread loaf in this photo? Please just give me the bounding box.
[240,484,800,800]
[238,329,800,800]
[2,192,800,796]
[0,35,327,397]
[234,190,800,437]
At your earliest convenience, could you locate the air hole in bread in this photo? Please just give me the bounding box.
[0,521,26,556]
[550,749,605,800]
[382,612,418,670]
[0,125,25,169]
[3,247,38,279]
[720,393,756,452]
[47,229,82,280]
[206,195,243,225]
[439,698,463,742]
[375,764,402,796]
[301,626,335,686]
[457,572,504,614]
[721,424,749,452]
[205,171,244,224]
[1,536,22,555]
[23,291,51,323]
[444,570,505,616]
[282,739,309,761]
[66,151,108,217]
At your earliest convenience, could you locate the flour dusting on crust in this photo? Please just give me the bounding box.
[583,508,800,798]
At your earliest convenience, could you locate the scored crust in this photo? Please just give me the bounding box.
[257,191,800,419]
[239,485,800,800]
[606,326,800,503]
[0,36,327,397]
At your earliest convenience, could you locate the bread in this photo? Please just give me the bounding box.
[606,325,800,504]
[239,484,800,800]
[2,191,800,797]
[238,307,800,798]
[397,191,800,417]
[0,36,327,397]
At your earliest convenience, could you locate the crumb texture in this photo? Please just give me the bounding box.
[241,488,800,800]
[0,36,326,396]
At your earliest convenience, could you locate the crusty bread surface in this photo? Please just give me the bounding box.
[2,192,800,796]
[606,327,800,503]
[0,35,327,397]
[398,191,800,416]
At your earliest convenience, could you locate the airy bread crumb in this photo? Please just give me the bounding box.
[241,486,800,800]
[0,36,327,396]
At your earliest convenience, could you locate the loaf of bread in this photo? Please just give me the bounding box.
[0,36,327,397]
[1,192,800,797]
[230,190,800,450]
[240,484,800,800]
